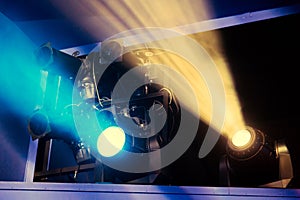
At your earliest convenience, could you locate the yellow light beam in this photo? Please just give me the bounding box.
[52,0,246,137]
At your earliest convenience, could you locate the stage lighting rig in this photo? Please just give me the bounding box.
[220,126,293,188]
[27,42,92,165]
[28,41,180,184]
[35,42,82,77]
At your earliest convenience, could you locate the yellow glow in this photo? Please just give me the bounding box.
[132,31,246,137]
[51,0,211,39]
[231,129,252,147]
[97,126,125,157]
[54,1,246,137]
[188,32,246,136]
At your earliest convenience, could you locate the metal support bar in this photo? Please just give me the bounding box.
[24,139,38,182]
[34,163,96,179]
[42,139,52,172]
[60,4,300,56]
[1,182,300,200]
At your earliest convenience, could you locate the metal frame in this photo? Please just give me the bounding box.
[16,3,300,198]
[1,181,300,200]
[24,139,38,182]
[60,4,300,56]
[25,90,171,183]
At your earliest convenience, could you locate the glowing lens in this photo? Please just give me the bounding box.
[97,126,126,157]
[231,129,252,147]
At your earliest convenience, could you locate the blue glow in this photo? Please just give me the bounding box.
[0,12,41,117]
[0,12,81,142]
[97,126,126,157]
[74,107,127,157]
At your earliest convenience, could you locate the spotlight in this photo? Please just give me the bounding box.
[99,39,124,64]
[97,126,126,157]
[231,129,252,147]
[35,42,82,78]
[226,126,267,161]
[95,110,126,157]
[27,43,94,165]
[27,109,51,140]
[27,107,92,165]
[220,126,293,188]
[78,108,126,159]
[30,42,177,184]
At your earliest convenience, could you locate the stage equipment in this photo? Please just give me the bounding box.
[27,42,179,184]
[220,126,293,188]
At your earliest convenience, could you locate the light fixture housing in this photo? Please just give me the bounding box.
[226,126,272,161]
[27,109,51,140]
[220,126,293,188]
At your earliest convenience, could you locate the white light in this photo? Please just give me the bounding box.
[97,126,126,157]
[231,129,252,148]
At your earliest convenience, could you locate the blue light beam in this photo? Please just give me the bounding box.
[0,12,42,117]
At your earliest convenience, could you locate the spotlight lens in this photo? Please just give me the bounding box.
[97,126,126,157]
[231,129,252,147]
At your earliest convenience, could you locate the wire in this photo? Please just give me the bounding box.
[159,87,173,104]
[92,56,102,104]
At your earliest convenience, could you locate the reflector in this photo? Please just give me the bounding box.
[220,126,293,188]
[97,126,126,157]
[231,129,252,148]
[226,126,265,161]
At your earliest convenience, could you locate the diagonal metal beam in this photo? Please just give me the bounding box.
[60,4,300,56]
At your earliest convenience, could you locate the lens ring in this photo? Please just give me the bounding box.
[227,126,265,161]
